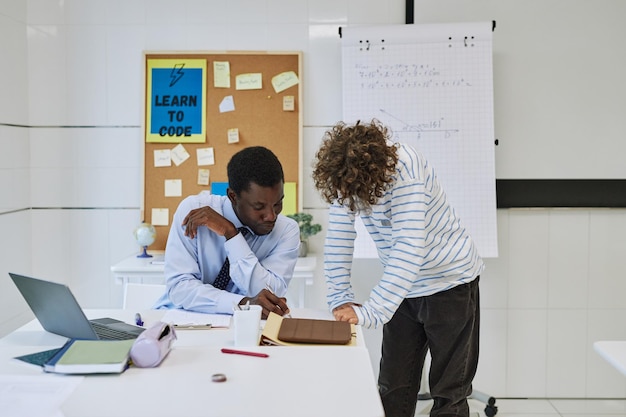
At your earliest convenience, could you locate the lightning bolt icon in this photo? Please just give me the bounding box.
[169,63,185,87]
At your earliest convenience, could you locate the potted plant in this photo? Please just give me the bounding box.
[286,212,322,257]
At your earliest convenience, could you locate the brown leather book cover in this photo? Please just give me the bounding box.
[277,318,352,345]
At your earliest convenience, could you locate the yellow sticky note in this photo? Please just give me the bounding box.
[151,208,169,226]
[283,96,295,111]
[164,179,182,197]
[227,128,240,144]
[171,144,190,166]
[236,73,262,90]
[213,61,230,88]
[197,147,215,166]
[271,71,299,93]
[154,149,171,167]
[198,169,210,186]
[282,182,297,216]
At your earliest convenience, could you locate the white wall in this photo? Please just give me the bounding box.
[0,1,32,337]
[479,209,626,397]
[0,0,625,399]
[413,0,626,180]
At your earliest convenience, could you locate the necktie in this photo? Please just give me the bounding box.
[213,228,249,290]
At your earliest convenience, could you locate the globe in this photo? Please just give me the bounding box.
[134,222,156,258]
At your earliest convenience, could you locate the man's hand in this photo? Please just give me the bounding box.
[182,206,237,239]
[240,289,291,319]
[333,303,359,325]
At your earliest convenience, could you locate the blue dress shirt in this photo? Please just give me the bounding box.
[153,191,300,314]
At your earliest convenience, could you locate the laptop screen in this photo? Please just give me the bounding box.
[10,272,102,340]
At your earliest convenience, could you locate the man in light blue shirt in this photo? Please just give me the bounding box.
[154,146,300,318]
[312,120,484,417]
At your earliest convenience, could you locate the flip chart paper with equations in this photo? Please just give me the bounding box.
[342,22,498,258]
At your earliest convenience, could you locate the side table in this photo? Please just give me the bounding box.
[111,253,317,308]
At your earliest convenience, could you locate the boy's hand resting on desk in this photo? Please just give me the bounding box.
[240,289,291,319]
[333,303,360,325]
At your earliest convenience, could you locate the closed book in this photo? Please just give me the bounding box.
[278,317,352,345]
[45,339,135,374]
[261,313,356,346]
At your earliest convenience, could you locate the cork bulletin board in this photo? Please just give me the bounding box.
[143,51,303,250]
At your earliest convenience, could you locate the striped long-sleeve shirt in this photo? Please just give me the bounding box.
[324,143,484,329]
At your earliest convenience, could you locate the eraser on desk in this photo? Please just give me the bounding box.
[130,322,176,368]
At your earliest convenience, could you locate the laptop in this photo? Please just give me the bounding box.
[9,273,144,340]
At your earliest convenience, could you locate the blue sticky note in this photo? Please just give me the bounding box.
[211,182,228,196]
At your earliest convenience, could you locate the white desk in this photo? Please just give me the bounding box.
[111,253,317,308]
[0,309,383,417]
[594,341,626,377]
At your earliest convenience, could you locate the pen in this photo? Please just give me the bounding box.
[134,313,144,326]
[173,324,212,330]
[265,282,292,318]
[221,348,269,358]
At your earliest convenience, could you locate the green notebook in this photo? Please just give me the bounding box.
[45,339,135,374]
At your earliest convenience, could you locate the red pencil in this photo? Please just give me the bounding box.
[220,348,269,358]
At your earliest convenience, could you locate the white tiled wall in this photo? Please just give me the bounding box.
[0,0,625,400]
[0,0,31,337]
[474,209,626,398]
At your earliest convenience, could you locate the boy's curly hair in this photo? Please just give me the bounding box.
[312,119,398,212]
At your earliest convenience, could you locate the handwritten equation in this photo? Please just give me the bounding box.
[380,109,459,140]
[354,63,472,90]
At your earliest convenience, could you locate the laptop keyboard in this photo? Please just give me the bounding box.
[15,348,62,367]
[90,322,138,340]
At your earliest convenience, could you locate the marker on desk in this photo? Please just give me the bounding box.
[135,313,144,327]
[221,348,269,358]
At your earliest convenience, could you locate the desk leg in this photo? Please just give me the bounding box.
[121,277,129,309]
[299,280,305,308]
[289,275,307,309]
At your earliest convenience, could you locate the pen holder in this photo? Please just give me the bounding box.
[233,305,262,347]
[130,321,177,368]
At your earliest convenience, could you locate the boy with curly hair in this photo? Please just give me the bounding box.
[312,120,484,417]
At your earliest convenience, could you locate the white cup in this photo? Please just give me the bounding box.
[233,304,262,346]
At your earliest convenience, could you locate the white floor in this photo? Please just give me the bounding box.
[416,398,626,417]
